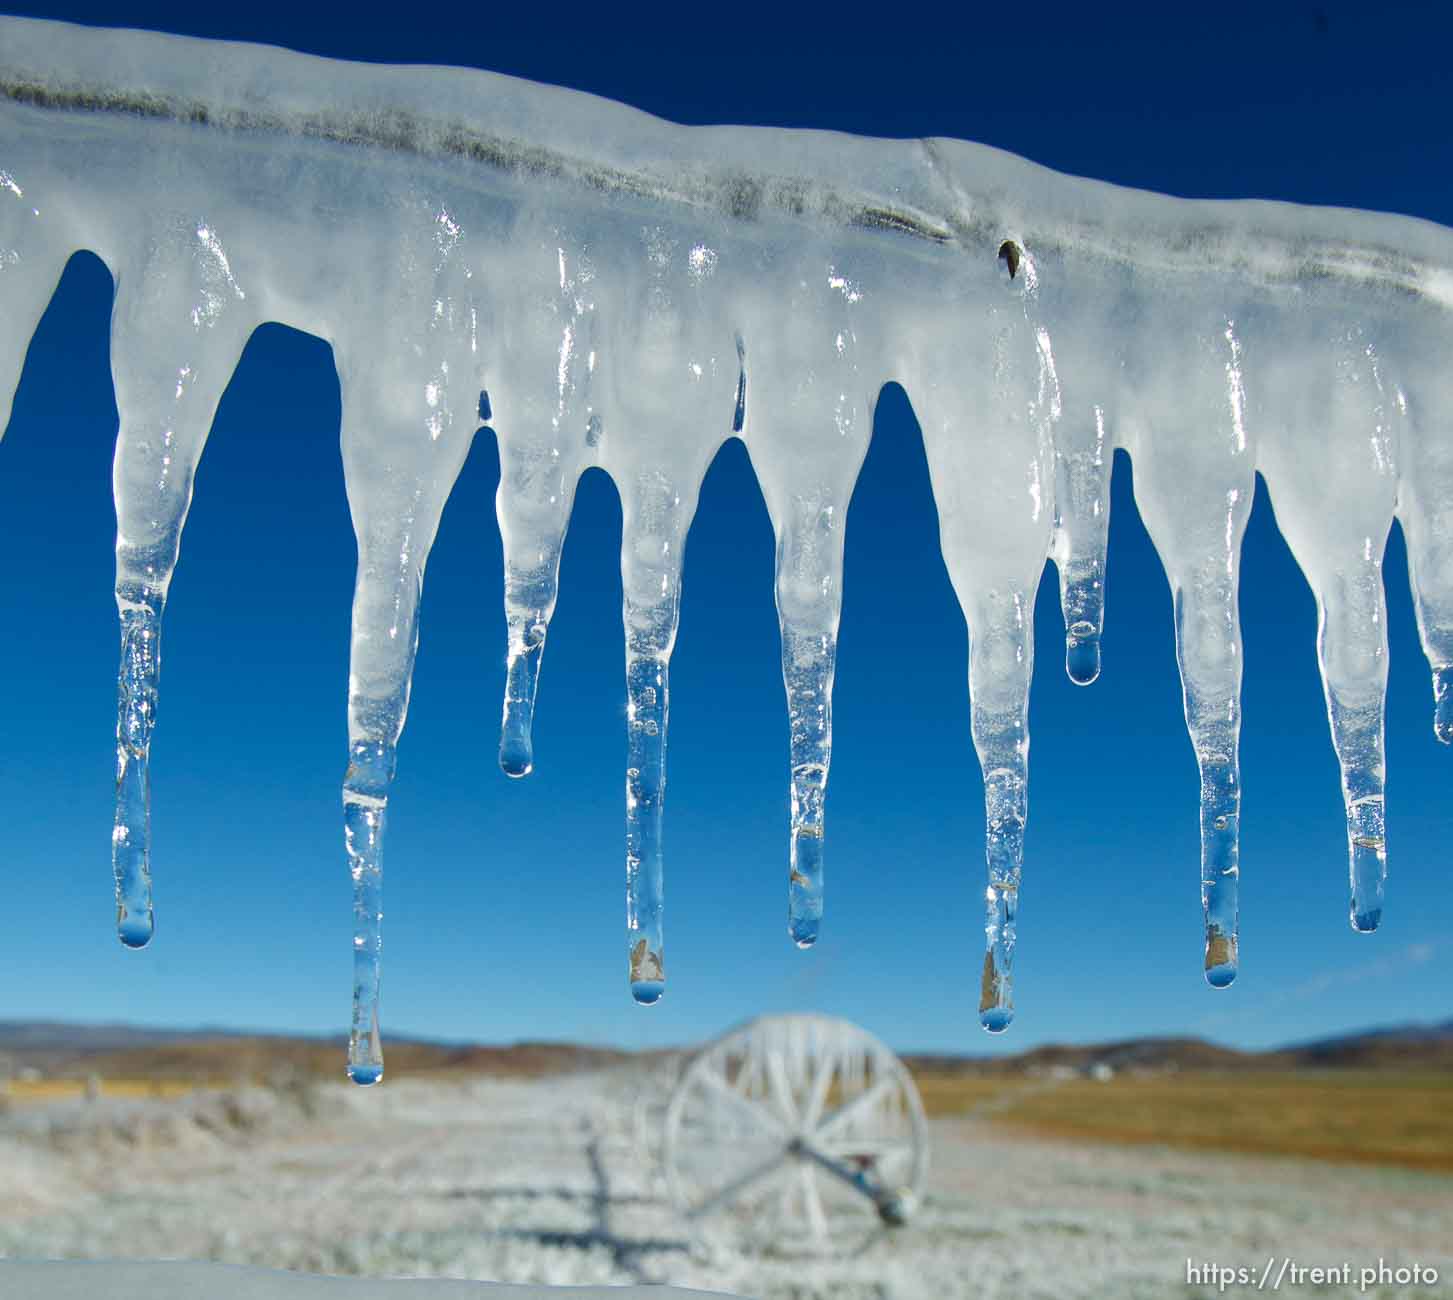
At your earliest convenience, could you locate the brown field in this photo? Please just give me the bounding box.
[0,1033,645,1087]
[1,1077,206,1105]
[913,1066,1453,1171]
[9,1059,1450,1172]
[5,1024,1450,1177]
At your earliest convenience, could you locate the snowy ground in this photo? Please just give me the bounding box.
[2,1069,1450,1299]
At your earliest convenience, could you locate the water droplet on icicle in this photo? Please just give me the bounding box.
[1203,935,1237,989]
[629,937,665,1005]
[1053,396,1111,688]
[1065,620,1101,687]
[496,481,572,781]
[113,590,161,948]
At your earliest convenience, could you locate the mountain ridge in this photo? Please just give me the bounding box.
[2,1016,1449,1079]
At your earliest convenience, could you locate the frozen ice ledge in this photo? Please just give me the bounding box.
[0,1260,739,1298]
[3,16,1451,1075]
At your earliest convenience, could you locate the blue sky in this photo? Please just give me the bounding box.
[1,2,1450,1058]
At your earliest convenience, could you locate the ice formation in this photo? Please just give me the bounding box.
[2,17,1451,1079]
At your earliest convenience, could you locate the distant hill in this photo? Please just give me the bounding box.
[0,1021,640,1082]
[904,1020,1453,1076]
[1283,1018,1453,1069]
[0,1021,226,1050]
[1,1016,1448,1083]
[903,1036,1288,1076]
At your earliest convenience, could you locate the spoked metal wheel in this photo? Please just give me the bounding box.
[662,1014,928,1256]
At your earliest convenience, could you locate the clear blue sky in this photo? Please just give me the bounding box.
[1,1,1450,1057]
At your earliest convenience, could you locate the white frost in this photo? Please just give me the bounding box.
[0,1261,736,1298]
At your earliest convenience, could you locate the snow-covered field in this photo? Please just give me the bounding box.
[2,1069,1450,1299]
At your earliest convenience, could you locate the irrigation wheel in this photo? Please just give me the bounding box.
[661,1013,928,1256]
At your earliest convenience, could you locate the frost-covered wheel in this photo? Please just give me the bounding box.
[662,1014,928,1255]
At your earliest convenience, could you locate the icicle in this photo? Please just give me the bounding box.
[108,226,255,947]
[337,503,417,1086]
[742,259,875,950]
[338,417,465,1082]
[1321,575,1391,933]
[112,587,160,948]
[0,170,66,439]
[6,14,1453,1046]
[899,244,1055,1032]
[1038,267,1116,688]
[778,507,838,950]
[497,451,574,779]
[499,606,546,777]
[1255,312,1400,934]
[1052,403,1111,685]
[1125,308,1255,987]
[494,238,599,778]
[1435,669,1453,744]
[620,471,690,1005]
[1392,310,1453,746]
[342,739,392,1086]
[1176,581,1247,988]
[335,202,479,1082]
[601,219,737,1002]
[969,591,1035,1032]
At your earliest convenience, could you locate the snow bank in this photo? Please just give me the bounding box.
[0,1261,742,1298]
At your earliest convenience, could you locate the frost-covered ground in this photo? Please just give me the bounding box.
[2,1069,1450,1299]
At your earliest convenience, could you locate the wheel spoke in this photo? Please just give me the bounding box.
[766,1047,800,1128]
[800,1165,830,1244]
[814,1073,896,1141]
[688,1147,792,1222]
[775,1161,797,1228]
[801,1040,837,1130]
[695,1064,789,1139]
